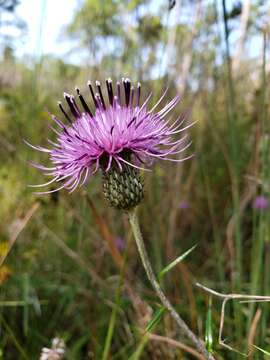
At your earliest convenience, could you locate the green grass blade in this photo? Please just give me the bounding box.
[23,273,29,336]
[158,244,197,280]
[128,334,149,360]
[101,235,132,360]
[0,316,29,360]
[101,301,120,360]
[252,344,270,356]
[205,297,213,353]
[128,306,166,360]
[145,306,166,333]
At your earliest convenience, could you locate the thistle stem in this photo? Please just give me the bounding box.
[128,209,215,360]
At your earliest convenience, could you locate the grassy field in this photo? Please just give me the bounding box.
[0,1,270,359]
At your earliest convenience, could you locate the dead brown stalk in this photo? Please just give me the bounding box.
[196,282,270,356]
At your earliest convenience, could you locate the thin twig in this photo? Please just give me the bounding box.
[196,283,270,301]
[247,309,261,359]
[196,282,270,355]
[232,0,251,74]
[148,333,206,360]
[0,202,40,267]
[128,209,215,360]
[38,219,105,287]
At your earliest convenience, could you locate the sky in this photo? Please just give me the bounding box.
[14,0,78,61]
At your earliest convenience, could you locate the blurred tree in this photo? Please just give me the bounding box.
[67,0,123,59]
[66,0,165,77]
[138,14,162,46]
[0,0,19,11]
[0,0,26,54]
[3,44,14,62]
[168,0,176,11]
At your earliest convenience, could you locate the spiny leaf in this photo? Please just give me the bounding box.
[158,244,197,280]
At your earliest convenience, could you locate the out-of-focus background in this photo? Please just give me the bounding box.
[0,0,270,358]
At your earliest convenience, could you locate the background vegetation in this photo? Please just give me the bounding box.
[0,0,270,358]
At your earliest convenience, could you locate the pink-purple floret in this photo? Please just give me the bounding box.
[253,195,268,210]
[27,78,193,194]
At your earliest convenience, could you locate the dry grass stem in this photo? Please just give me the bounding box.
[0,202,40,267]
[148,333,206,359]
[247,308,262,359]
[196,283,270,356]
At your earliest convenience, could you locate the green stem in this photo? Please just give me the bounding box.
[128,208,215,360]
[102,301,118,360]
[101,228,131,360]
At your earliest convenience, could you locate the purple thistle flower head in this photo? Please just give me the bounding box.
[27,78,193,198]
[115,236,125,252]
[253,195,268,210]
[178,200,190,210]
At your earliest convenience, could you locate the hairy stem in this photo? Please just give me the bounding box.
[128,209,215,360]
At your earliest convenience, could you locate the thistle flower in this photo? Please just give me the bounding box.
[115,236,125,251]
[27,78,192,209]
[253,195,268,210]
[178,200,190,210]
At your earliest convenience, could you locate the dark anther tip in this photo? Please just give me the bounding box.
[63,92,71,99]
